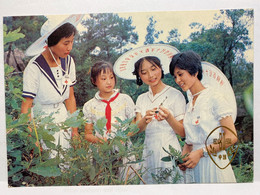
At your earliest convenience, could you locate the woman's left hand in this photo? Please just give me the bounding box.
[182,149,203,169]
[156,106,170,121]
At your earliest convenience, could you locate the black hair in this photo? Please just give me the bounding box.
[90,61,117,87]
[169,50,203,80]
[132,56,164,86]
[47,23,77,47]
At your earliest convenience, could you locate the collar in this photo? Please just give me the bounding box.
[95,89,120,101]
[148,85,171,103]
[33,54,70,96]
[187,87,209,112]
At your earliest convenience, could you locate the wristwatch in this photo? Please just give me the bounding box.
[202,147,209,157]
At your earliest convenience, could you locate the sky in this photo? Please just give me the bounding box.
[118,10,254,62]
[118,10,220,43]
[52,10,253,62]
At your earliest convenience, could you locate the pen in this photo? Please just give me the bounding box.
[155,96,167,114]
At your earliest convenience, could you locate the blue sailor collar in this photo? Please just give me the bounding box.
[33,54,72,96]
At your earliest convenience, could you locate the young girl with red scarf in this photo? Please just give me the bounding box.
[83,61,136,143]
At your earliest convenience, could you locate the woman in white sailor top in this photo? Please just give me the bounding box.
[21,15,83,158]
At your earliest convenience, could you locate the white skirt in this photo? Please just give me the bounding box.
[141,130,185,184]
[192,145,236,183]
[33,102,71,158]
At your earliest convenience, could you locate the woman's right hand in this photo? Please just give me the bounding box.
[178,151,189,171]
[178,143,193,171]
[144,108,157,124]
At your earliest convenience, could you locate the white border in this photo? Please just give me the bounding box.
[1,0,259,194]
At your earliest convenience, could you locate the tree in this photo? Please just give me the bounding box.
[71,13,139,107]
[144,16,163,45]
[3,16,47,52]
[176,9,253,87]
[167,28,181,44]
[76,13,138,62]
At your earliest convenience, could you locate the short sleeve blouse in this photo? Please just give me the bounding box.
[136,85,186,135]
[184,88,233,145]
[83,90,135,133]
[22,54,76,105]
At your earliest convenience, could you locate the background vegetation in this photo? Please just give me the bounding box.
[4,9,253,186]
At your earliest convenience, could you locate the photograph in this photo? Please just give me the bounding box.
[1,0,259,194]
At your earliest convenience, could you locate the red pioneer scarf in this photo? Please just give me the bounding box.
[101,92,120,133]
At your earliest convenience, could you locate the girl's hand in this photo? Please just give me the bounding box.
[182,149,203,169]
[144,108,157,124]
[98,137,108,144]
[156,106,170,121]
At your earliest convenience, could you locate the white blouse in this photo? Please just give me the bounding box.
[136,85,186,134]
[184,87,233,148]
[83,89,135,138]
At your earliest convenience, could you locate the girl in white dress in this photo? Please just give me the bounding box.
[133,56,186,184]
[21,15,83,158]
[169,51,237,183]
[83,61,136,178]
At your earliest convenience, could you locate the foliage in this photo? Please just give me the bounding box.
[5,64,23,117]
[231,142,253,183]
[167,28,181,43]
[4,24,25,117]
[76,13,138,62]
[177,9,253,87]
[59,117,144,185]
[161,145,188,167]
[144,16,163,45]
[71,13,139,107]
[233,162,253,183]
[7,111,144,186]
[151,145,188,184]
[3,24,25,46]
[243,83,253,117]
[231,141,253,166]
[3,16,47,52]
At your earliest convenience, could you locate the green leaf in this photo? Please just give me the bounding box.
[161,156,172,162]
[8,165,23,177]
[29,165,61,177]
[4,26,25,45]
[88,167,96,180]
[12,173,23,182]
[11,99,19,110]
[113,139,126,153]
[41,130,55,142]
[93,117,107,136]
[9,150,22,163]
[64,110,82,128]
[243,83,253,117]
[114,117,123,123]
[162,147,172,156]
[73,171,84,184]
[4,63,15,75]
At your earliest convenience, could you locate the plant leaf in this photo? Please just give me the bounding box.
[161,156,172,162]
[29,165,61,177]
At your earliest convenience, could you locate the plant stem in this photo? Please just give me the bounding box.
[32,118,41,161]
